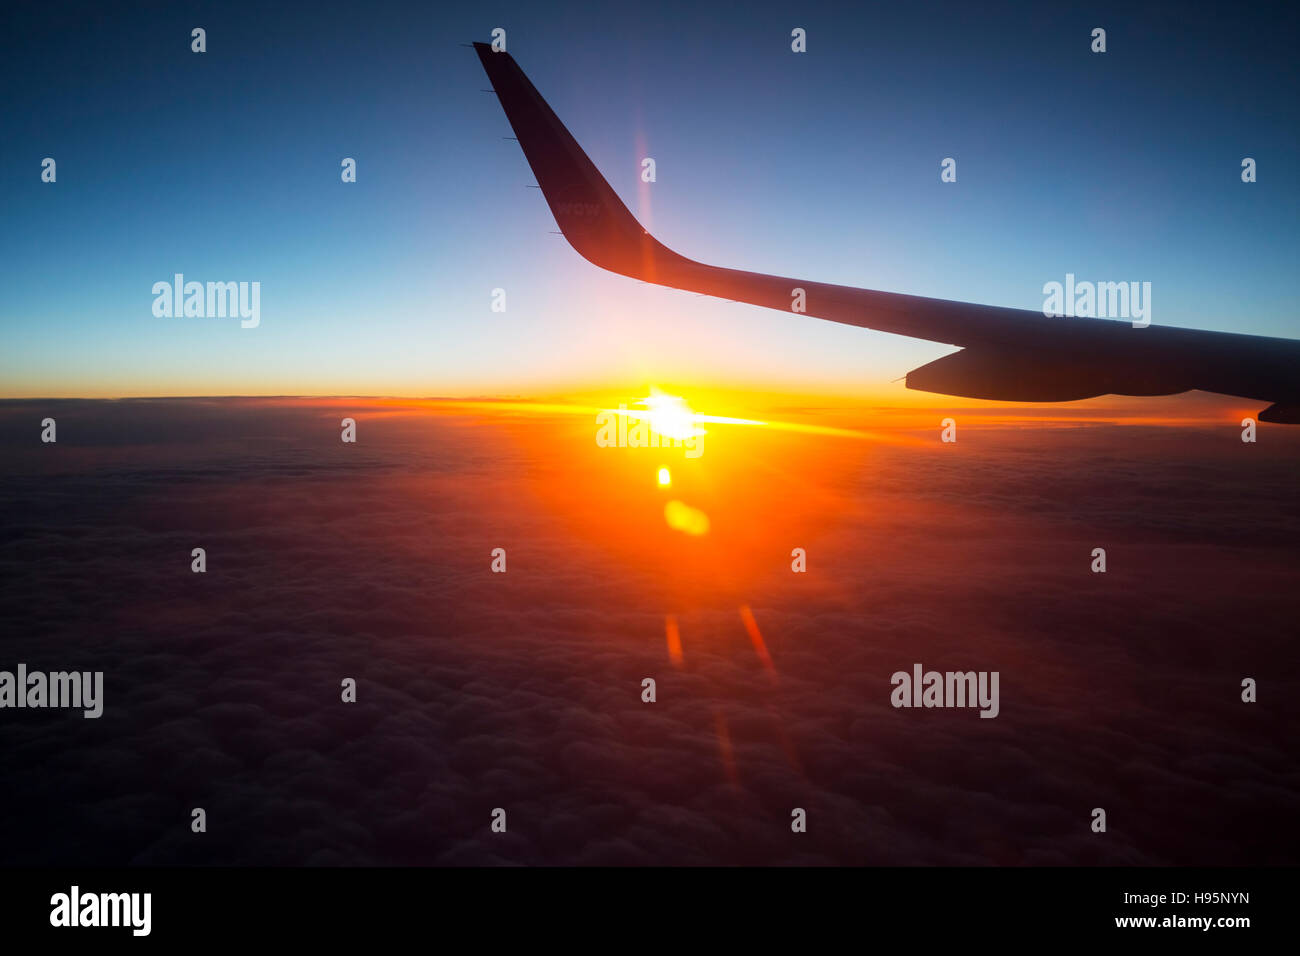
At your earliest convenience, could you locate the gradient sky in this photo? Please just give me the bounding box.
[2,0,1297,398]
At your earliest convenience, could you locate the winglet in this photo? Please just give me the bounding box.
[473,43,675,281]
[472,42,1045,345]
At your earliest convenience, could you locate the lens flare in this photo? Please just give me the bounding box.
[664,499,710,536]
[664,614,684,668]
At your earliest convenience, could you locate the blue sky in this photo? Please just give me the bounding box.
[2,0,1296,396]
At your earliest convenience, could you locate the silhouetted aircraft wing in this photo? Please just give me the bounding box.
[474,43,1300,422]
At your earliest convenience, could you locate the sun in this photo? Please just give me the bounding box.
[636,389,700,442]
[657,466,671,487]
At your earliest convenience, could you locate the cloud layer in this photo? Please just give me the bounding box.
[0,398,1296,865]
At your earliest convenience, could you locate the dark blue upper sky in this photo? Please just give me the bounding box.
[2,0,1296,396]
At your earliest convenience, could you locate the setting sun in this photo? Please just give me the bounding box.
[638,390,702,442]
[657,466,671,487]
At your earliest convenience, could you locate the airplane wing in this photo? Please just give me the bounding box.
[473,42,1300,423]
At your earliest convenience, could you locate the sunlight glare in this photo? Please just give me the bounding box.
[638,389,702,441]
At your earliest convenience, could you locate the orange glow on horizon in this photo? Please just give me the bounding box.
[6,374,1265,433]
[196,385,1260,434]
